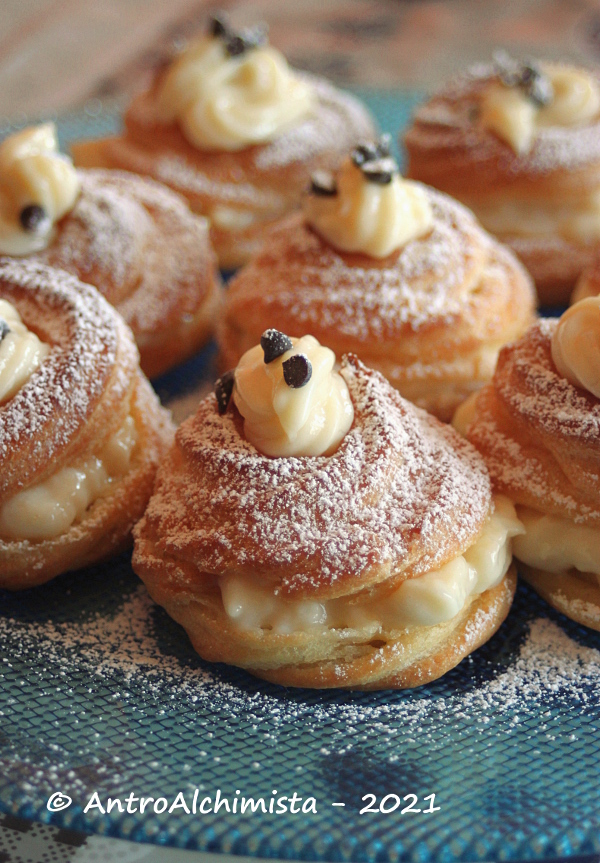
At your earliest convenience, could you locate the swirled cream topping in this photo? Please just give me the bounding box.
[0,124,81,255]
[229,330,354,458]
[551,297,600,399]
[480,59,600,155]
[304,140,433,258]
[0,299,50,404]
[153,17,314,152]
[0,415,138,541]
[220,496,523,633]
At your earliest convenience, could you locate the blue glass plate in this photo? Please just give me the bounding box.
[0,95,599,863]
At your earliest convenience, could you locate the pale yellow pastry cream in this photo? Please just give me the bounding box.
[0,124,80,255]
[153,35,314,152]
[0,416,138,541]
[480,64,600,155]
[220,496,522,633]
[551,297,600,399]
[304,156,432,258]
[513,507,600,581]
[0,299,50,404]
[233,334,354,458]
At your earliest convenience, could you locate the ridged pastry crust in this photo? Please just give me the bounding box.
[0,258,174,589]
[461,319,600,629]
[404,64,600,305]
[32,169,221,379]
[219,188,536,421]
[133,354,515,689]
[71,76,375,269]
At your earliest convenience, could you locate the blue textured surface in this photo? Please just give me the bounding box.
[0,95,599,862]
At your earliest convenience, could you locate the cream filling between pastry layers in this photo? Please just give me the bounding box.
[0,299,50,405]
[480,64,600,155]
[514,506,600,581]
[220,496,522,634]
[463,190,600,245]
[153,37,314,152]
[0,415,138,541]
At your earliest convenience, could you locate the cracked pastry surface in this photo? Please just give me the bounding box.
[133,350,519,689]
[455,310,600,630]
[404,60,600,305]
[220,184,535,422]
[0,258,173,589]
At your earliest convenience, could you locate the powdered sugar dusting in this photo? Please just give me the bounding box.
[138,356,491,595]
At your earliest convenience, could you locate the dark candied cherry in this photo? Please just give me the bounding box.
[521,64,553,107]
[0,319,10,344]
[215,370,235,415]
[209,14,229,39]
[282,353,312,388]
[260,329,293,364]
[310,170,338,196]
[351,135,391,168]
[19,204,50,234]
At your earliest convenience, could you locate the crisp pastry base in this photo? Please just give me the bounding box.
[0,374,172,590]
[136,564,516,690]
[71,75,375,270]
[36,169,221,378]
[219,189,536,422]
[520,565,600,632]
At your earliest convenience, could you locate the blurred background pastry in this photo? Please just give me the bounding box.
[0,123,221,379]
[220,140,536,421]
[71,14,375,269]
[404,55,600,306]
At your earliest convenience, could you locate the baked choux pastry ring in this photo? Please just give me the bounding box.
[405,55,600,306]
[133,330,522,689]
[0,258,173,589]
[0,124,221,378]
[455,298,600,630]
[220,139,536,422]
[71,16,375,269]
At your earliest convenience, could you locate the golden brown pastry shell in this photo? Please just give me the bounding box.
[33,168,221,379]
[0,258,174,589]
[132,354,506,689]
[219,188,536,421]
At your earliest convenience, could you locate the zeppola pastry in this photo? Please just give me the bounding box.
[219,139,536,421]
[133,329,522,689]
[454,298,600,630]
[572,252,600,305]
[0,258,173,589]
[0,123,220,378]
[404,53,600,305]
[71,15,375,269]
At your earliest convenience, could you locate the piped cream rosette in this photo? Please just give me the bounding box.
[454,304,600,631]
[153,17,314,152]
[134,337,522,689]
[480,58,600,155]
[304,138,433,258]
[0,124,80,255]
